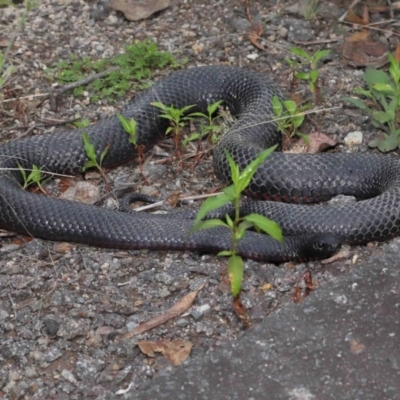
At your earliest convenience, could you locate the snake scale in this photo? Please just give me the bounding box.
[1,66,400,262]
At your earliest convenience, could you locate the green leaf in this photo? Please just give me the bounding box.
[364,67,390,87]
[341,96,368,110]
[272,95,283,117]
[238,146,277,193]
[190,218,229,235]
[207,100,223,115]
[372,83,395,94]
[289,47,311,60]
[225,214,234,229]
[296,132,310,146]
[377,135,400,152]
[372,110,394,124]
[295,72,309,81]
[17,162,27,184]
[283,100,297,115]
[82,160,97,172]
[309,69,319,83]
[228,255,244,297]
[99,145,109,166]
[223,185,236,202]
[225,151,240,186]
[82,132,96,161]
[313,49,330,63]
[218,250,233,257]
[243,214,283,241]
[353,88,374,98]
[192,193,232,225]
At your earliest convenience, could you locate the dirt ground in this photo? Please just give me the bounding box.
[0,0,399,398]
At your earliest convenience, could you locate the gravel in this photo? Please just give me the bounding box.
[0,0,396,398]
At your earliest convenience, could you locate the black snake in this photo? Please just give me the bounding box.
[1,66,399,262]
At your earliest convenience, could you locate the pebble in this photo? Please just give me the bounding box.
[344,130,363,146]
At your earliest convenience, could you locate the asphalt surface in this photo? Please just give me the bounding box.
[128,240,400,400]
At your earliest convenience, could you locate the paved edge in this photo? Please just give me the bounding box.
[128,242,400,400]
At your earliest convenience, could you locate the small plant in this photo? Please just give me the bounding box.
[191,146,283,297]
[47,40,182,102]
[82,132,109,184]
[117,113,148,181]
[151,102,198,154]
[342,53,400,152]
[286,47,329,94]
[74,118,90,129]
[117,114,137,145]
[183,100,224,146]
[18,163,45,191]
[272,95,310,144]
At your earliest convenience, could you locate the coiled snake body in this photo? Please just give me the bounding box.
[1,66,400,262]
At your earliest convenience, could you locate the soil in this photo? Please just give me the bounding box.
[0,1,398,399]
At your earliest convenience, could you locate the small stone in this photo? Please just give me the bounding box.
[24,367,38,379]
[175,318,190,327]
[344,131,363,146]
[61,369,78,384]
[246,53,259,61]
[43,316,60,336]
[190,304,211,320]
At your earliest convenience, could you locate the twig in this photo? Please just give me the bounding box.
[48,66,120,111]
[131,191,224,212]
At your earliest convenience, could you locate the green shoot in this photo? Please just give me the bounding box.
[272,95,310,144]
[341,53,400,152]
[117,114,138,145]
[18,163,45,192]
[286,47,329,94]
[191,146,282,297]
[151,102,198,153]
[82,132,109,184]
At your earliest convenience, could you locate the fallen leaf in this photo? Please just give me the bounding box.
[292,271,314,303]
[342,30,389,68]
[233,296,251,329]
[249,23,265,51]
[345,8,366,25]
[137,339,193,366]
[166,190,180,207]
[110,0,171,21]
[123,282,206,338]
[304,132,337,153]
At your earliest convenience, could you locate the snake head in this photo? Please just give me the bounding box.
[299,233,341,261]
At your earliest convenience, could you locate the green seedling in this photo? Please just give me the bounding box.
[272,95,310,144]
[74,118,90,129]
[47,40,182,102]
[342,53,400,152]
[286,47,329,94]
[151,102,198,154]
[18,163,45,192]
[183,100,224,146]
[191,146,282,298]
[117,114,138,145]
[82,132,109,184]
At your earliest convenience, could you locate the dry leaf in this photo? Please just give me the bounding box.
[166,190,180,207]
[345,8,366,25]
[110,0,171,21]
[304,132,337,153]
[342,30,388,68]
[123,282,206,338]
[137,339,193,366]
[233,297,251,329]
[249,23,264,51]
